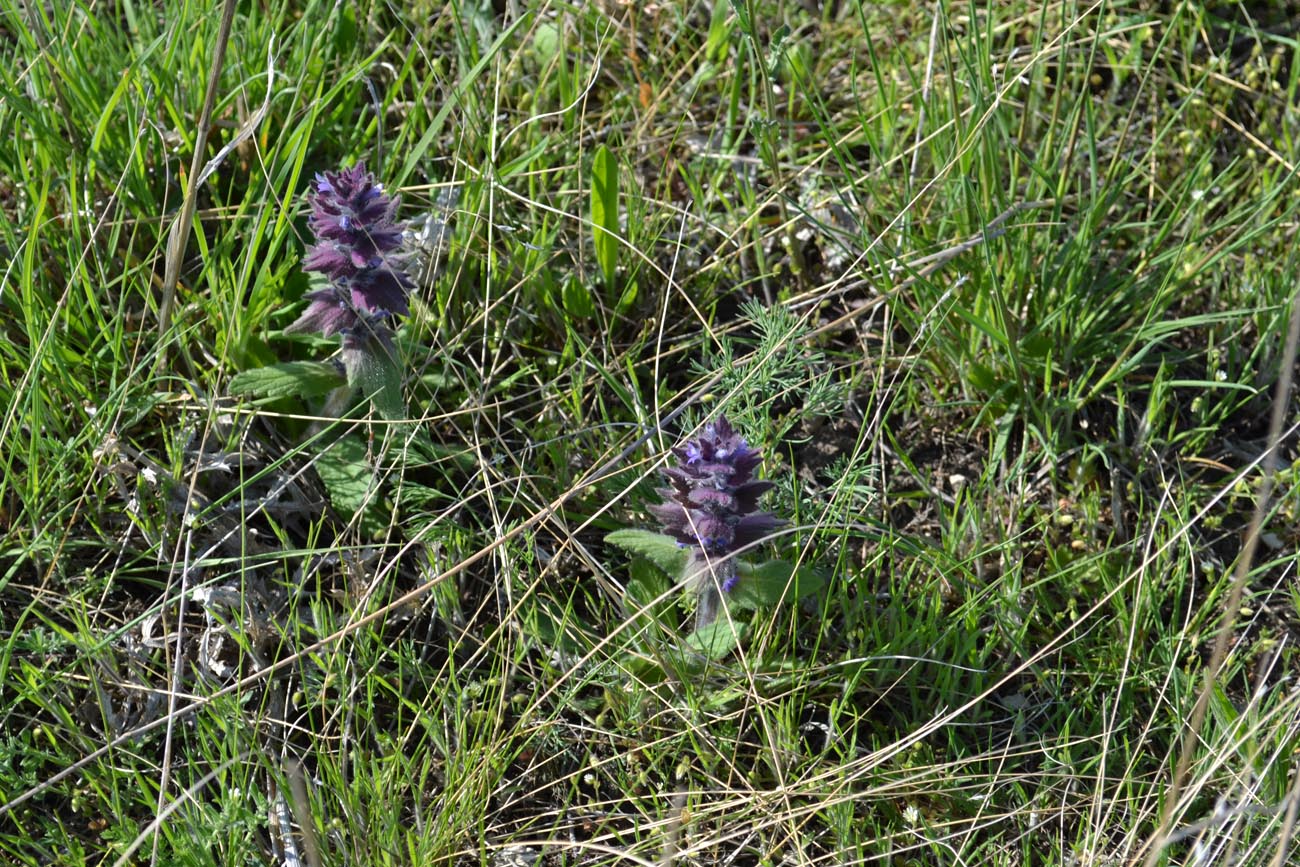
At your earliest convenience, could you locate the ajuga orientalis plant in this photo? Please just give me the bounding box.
[287,162,413,402]
[648,415,785,630]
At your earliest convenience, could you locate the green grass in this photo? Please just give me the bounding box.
[3,0,1300,864]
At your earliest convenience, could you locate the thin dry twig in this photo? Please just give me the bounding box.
[1140,291,1300,866]
[1270,751,1300,867]
[156,0,240,351]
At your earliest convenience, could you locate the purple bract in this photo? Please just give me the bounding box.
[648,415,785,591]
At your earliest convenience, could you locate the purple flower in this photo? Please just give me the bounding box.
[648,415,785,593]
[289,162,413,338]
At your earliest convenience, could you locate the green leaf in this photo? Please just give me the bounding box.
[532,22,560,64]
[497,134,552,180]
[765,24,791,77]
[615,278,639,314]
[605,529,688,576]
[965,361,998,393]
[1021,332,1054,359]
[228,362,345,401]
[686,618,746,659]
[705,0,733,63]
[591,145,619,285]
[626,556,677,633]
[726,0,752,35]
[779,40,811,85]
[620,653,672,688]
[314,434,386,537]
[562,275,595,320]
[627,556,671,605]
[728,560,827,610]
[331,4,358,54]
[520,593,591,657]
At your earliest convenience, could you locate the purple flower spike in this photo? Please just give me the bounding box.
[649,415,785,595]
[290,162,413,339]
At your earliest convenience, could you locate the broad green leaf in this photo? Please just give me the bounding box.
[615,278,639,314]
[591,145,619,285]
[626,556,677,633]
[605,529,688,576]
[331,4,358,54]
[728,560,828,610]
[1021,333,1054,359]
[779,40,811,85]
[965,361,998,393]
[228,362,345,400]
[686,618,746,659]
[626,556,671,606]
[314,434,385,537]
[520,593,591,657]
[726,0,752,34]
[562,275,595,319]
[532,22,560,64]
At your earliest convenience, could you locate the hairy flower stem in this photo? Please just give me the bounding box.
[692,557,735,632]
[696,584,721,633]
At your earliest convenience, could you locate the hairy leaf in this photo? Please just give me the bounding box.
[606,529,689,576]
[729,560,827,610]
[228,361,344,400]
